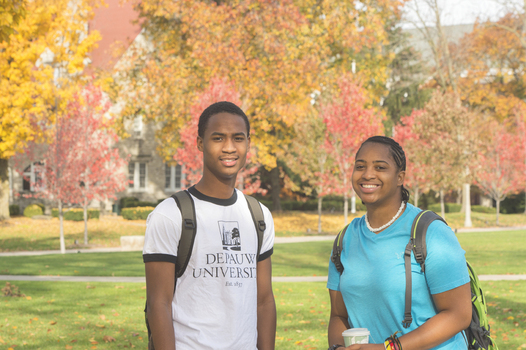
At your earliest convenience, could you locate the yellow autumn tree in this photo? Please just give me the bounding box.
[0,0,26,42]
[115,0,403,209]
[0,0,101,220]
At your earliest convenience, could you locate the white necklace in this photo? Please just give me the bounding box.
[365,201,405,233]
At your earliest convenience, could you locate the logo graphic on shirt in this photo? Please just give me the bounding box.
[218,221,241,251]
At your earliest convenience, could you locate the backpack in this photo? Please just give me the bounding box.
[330,210,499,350]
[145,190,267,350]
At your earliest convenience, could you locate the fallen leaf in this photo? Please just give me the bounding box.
[70,339,77,343]
[65,345,73,350]
[99,315,106,320]
[95,324,105,329]
[115,286,124,289]
[50,321,57,325]
[26,296,32,300]
[103,336,116,342]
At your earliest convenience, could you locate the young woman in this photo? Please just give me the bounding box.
[326,136,471,350]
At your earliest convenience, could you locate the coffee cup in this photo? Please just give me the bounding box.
[342,328,370,346]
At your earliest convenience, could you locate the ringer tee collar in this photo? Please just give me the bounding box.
[187,185,238,206]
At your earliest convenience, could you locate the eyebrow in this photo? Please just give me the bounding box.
[210,132,247,137]
[355,159,390,165]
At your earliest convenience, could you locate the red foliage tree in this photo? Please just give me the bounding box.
[321,76,385,224]
[69,84,129,245]
[16,83,128,252]
[173,77,264,195]
[394,110,433,208]
[474,119,526,224]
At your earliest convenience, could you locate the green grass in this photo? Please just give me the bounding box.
[457,231,526,275]
[0,281,148,350]
[0,252,145,277]
[2,230,526,277]
[1,280,524,350]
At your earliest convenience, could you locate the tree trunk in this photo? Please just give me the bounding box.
[0,158,10,220]
[524,191,526,214]
[59,200,66,254]
[350,191,356,214]
[83,198,88,245]
[458,187,463,211]
[463,183,472,227]
[270,166,281,212]
[440,188,445,219]
[495,200,500,226]
[344,193,349,225]
[414,187,420,208]
[317,196,322,234]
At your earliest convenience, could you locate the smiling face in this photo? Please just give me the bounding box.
[352,142,405,209]
[197,112,250,184]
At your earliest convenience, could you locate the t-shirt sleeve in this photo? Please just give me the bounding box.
[424,220,470,294]
[258,203,275,261]
[142,198,182,264]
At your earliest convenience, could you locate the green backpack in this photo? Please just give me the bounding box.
[331,210,499,350]
[144,190,267,350]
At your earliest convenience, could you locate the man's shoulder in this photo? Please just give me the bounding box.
[148,196,180,223]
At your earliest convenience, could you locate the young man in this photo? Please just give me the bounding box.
[143,101,276,350]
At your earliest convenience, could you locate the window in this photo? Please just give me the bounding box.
[22,162,45,192]
[128,162,147,191]
[132,115,143,138]
[165,164,183,191]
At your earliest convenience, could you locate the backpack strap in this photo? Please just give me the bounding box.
[172,190,197,278]
[244,194,266,260]
[331,224,350,274]
[402,210,446,328]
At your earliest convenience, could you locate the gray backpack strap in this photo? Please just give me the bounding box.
[244,194,266,261]
[403,210,446,328]
[171,190,197,278]
[331,224,350,274]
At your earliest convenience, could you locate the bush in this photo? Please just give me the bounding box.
[258,197,366,212]
[427,203,462,213]
[51,208,100,221]
[120,196,157,209]
[9,204,20,216]
[471,205,496,214]
[23,204,43,218]
[121,206,154,220]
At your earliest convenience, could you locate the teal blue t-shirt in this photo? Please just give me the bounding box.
[327,203,470,349]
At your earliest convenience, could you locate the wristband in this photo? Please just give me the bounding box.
[328,344,344,350]
[384,331,402,350]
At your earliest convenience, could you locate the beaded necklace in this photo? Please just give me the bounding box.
[365,201,405,233]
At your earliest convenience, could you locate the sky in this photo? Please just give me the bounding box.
[402,0,520,28]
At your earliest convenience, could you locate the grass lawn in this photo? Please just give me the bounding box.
[0,217,145,252]
[4,209,526,252]
[2,230,525,277]
[1,280,525,350]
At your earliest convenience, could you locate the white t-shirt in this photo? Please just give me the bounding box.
[143,186,275,350]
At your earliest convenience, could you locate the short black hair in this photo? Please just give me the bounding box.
[197,101,250,138]
[357,135,410,203]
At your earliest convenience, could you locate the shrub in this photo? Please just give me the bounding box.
[471,205,496,214]
[51,208,100,221]
[9,204,20,216]
[121,206,154,220]
[23,204,43,218]
[428,203,462,213]
[119,196,157,209]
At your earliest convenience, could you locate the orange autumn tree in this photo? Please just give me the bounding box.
[116,0,403,209]
[458,13,526,120]
[0,0,101,220]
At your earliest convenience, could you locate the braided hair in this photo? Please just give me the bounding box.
[357,136,410,203]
